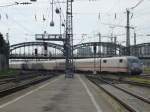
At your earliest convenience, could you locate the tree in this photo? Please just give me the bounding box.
[0,33,8,54]
[0,33,4,47]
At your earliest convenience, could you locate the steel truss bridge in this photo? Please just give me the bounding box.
[9,41,150,60]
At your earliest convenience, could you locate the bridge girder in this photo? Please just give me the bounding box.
[73,42,125,56]
[10,41,126,58]
[9,41,150,59]
[10,41,64,53]
[73,42,125,50]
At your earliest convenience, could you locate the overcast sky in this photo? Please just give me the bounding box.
[0,0,150,45]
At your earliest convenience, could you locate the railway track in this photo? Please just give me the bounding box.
[127,74,150,80]
[0,74,41,85]
[102,76,150,88]
[0,78,15,85]
[96,74,150,88]
[0,70,55,84]
[140,74,150,77]
[0,71,59,98]
[86,75,150,112]
[135,74,150,80]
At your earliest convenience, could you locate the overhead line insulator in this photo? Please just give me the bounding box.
[20,2,32,5]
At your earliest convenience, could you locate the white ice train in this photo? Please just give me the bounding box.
[10,56,143,75]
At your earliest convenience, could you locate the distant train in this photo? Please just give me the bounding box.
[10,56,143,75]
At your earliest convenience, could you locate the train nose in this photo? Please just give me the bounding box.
[132,63,140,69]
[131,63,142,74]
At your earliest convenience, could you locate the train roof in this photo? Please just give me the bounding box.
[74,56,139,62]
[103,56,138,59]
[10,56,139,64]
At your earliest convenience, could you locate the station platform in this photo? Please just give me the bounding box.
[0,74,119,112]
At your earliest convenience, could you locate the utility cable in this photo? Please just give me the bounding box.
[55,0,66,25]
[131,0,144,10]
[0,8,34,35]
[0,2,18,7]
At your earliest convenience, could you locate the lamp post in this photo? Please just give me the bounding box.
[50,0,54,27]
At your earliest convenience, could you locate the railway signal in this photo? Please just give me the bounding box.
[35,48,38,56]
[93,44,97,55]
[93,43,97,74]
[44,43,48,56]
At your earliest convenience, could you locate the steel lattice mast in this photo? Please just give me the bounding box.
[64,0,74,78]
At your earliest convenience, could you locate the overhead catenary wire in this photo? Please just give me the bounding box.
[54,0,66,25]
[0,0,150,44]
[0,2,32,8]
[3,12,34,34]
[0,1,42,35]
[0,8,35,36]
[44,1,51,29]
[0,2,18,8]
[131,0,144,10]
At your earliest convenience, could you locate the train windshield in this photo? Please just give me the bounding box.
[128,58,140,63]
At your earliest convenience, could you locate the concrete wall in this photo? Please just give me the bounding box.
[0,54,8,70]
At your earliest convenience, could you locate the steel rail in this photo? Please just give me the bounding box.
[86,76,137,112]
[86,75,150,112]
[101,76,150,88]
[0,75,57,98]
[99,77,150,104]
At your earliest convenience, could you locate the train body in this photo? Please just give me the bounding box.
[10,56,143,75]
[75,56,143,75]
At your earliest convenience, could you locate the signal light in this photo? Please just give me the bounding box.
[93,45,97,54]
[35,48,38,55]
[50,21,54,27]
[55,8,60,14]
[44,43,48,51]
[62,23,65,27]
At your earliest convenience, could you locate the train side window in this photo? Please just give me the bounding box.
[119,59,123,63]
[103,60,107,63]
